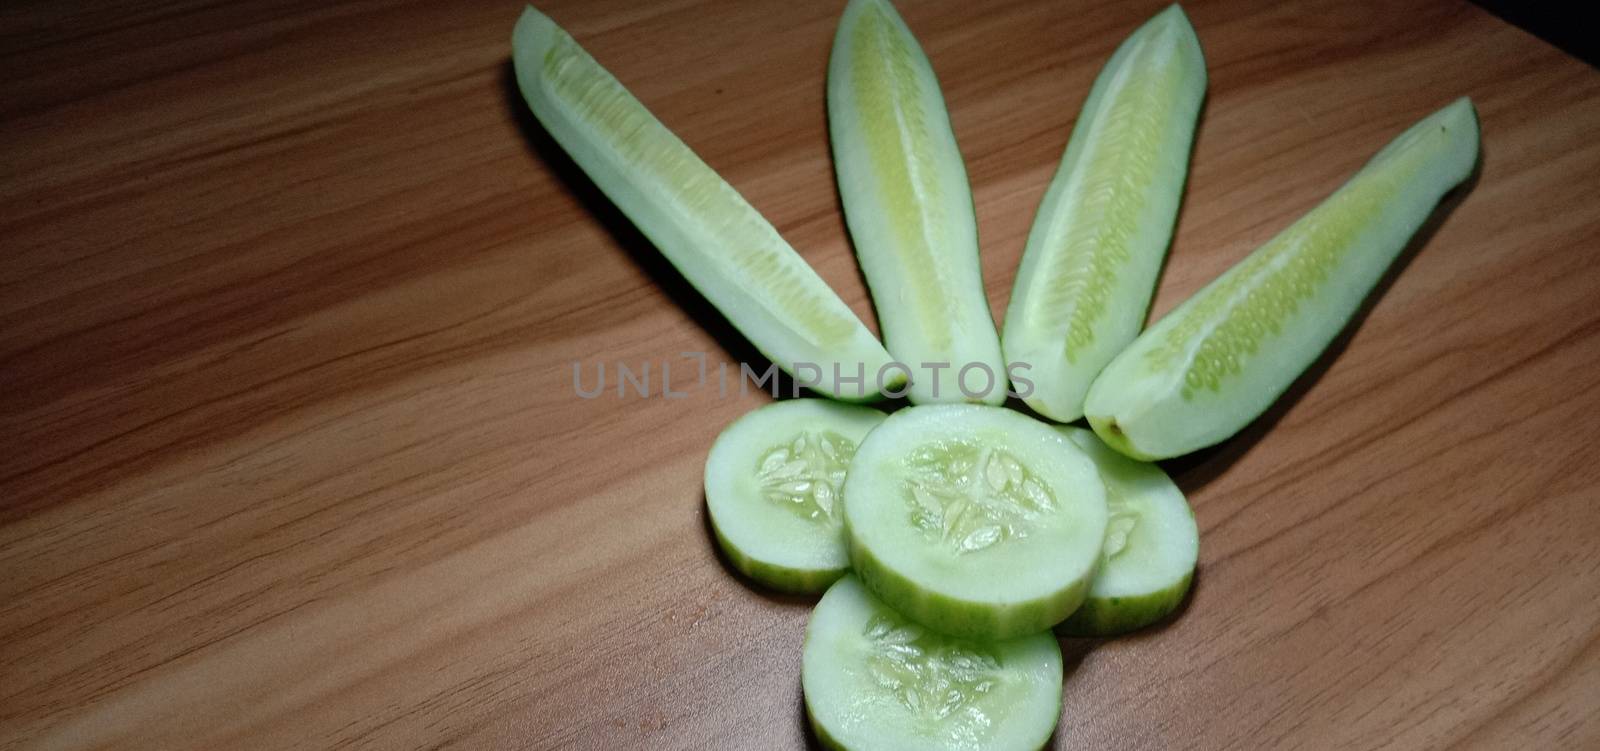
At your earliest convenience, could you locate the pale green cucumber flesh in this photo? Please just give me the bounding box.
[705,400,888,593]
[1055,427,1198,636]
[1003,5,1205,423]
[842,404,1107,639]
[803,576,1063,751]
[1086,98,1481,459]
[511,8,899,401]
[827,0,1005,405]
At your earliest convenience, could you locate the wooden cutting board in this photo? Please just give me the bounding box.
[3,0,1597,748]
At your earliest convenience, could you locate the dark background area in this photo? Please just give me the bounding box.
[1474,1,1598,67]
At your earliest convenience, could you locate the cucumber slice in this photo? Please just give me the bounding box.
[827,0,1007,405]
[705,399,888,593]
[1086,98,1481,459]
[1055,427,1198,636]
[803,575,1063,751]
[843,404,1108,639]
[1002,5,1206,423]
[511,8,900,401]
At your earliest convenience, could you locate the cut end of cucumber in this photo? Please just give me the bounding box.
[706,400,887,593]
[843,405,1108,639]
[1055,426,1198,635]
[755,431,855,524]
[803,576,1063,751]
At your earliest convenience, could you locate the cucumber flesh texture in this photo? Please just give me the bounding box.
[803,575,1063,751]
[705,400,888,593]
[843,404,1108,640]
[511,8,900,401]
[828,0,1006,405]
[1003,5,1205,423]
[1086,98,1481,459]
[1054,427,1198,636]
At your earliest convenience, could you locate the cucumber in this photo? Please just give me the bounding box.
[705,399,888,593]
[802,575,1063,751]
[827,0,1007,405]
[1055,427,1198,636]
[511,8,900,401]
[1086,98,1481,459]
[1002,5,1206,423]
[843,404,1108,640]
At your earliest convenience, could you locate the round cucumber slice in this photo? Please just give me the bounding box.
[803,575,1063,751]
[511,8,901,401]
[1003,5,1205,423]
[706,400,888,593]
[1085,98,1481,459]
[1054,427,1198,636]
[843,405,1108,639]
[827,0,1007,405]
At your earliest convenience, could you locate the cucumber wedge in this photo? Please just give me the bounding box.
[827,0,1007,405]
[803,575,1063,751]
[1055,427,1198,636]
[843,404,1107,639]
[1003,5,1206,423]
[705,399,887,593]
[511,7,899,401]
[1086,98,1481,459]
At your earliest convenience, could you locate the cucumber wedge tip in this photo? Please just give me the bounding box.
[1003,4,1205,423]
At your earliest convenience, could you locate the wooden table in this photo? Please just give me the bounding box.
[4,0,1598,748]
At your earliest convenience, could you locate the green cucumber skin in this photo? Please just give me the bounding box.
[802,576,1063,751]
[1086,98,1481,460]
[827,0,1006,405]
[846,522,1093,641]
[805,707,1054,751]
[1003,5,1206,424]
[806,706,852,751]
[511,8,898,402]
[709,522,846,594]
[1057,569,1193,636]
[1055,425,1198,635]
[704,399,885,593]
[840,405,1108,642]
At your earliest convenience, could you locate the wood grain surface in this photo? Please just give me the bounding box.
[3,0,1598,748]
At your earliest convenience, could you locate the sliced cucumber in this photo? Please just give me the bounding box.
[511,8,900,401]
[1003,5,1206,423]
[705,399,887,593]
[827,0,1006,405]
[1054,426,1197,636]
[1086,98,1481,459]
[842,404,1107,639]
[803,575,1063,751]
